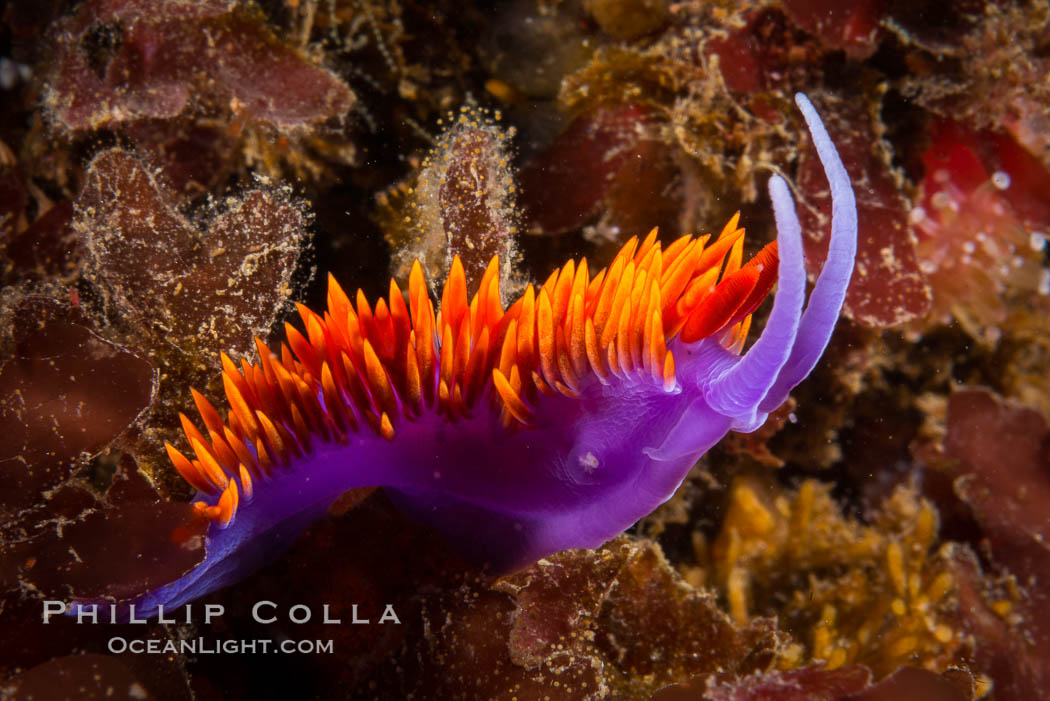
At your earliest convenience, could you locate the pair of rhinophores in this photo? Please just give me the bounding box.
[80,94,858,618]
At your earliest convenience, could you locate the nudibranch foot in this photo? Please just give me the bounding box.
[82,92,857,619]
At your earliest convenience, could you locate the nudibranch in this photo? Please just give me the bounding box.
[114,94,857,618]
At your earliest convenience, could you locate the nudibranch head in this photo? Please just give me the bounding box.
[104,94,856,618]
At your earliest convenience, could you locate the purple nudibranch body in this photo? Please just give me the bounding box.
[82,93,856,619]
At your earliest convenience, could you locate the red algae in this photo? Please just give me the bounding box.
[0,300,207,626]
[911,120,1050,339]
[519,103,686,244]
[0,298,154,516]
[651,666,973,701]
[76,148,308,358]
[63,146,313,508]
[2,200,77,285]
[5,653,164,701]
[361,538,779,699]
[0,150,80,286]
[652,666,872,701]
[895,1,1050,164]
[45,0,353,133]
[0,452,204,696]
[706,8,819,99]
[557,8,793,205]
[383,109,522,299]
[119,121,237,196]
[848,667,974,701]
[26,498,208,603]
[38,0,357,186]
[781,0,883,59]
[936,390,1050,701]
[520,103,653,236]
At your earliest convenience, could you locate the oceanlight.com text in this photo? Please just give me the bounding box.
[108,637,335,655]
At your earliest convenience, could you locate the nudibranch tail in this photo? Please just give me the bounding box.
[90,93,856,619]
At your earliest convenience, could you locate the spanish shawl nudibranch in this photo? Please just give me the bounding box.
[119,94,857,618]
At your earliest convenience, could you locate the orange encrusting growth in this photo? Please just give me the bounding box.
[165,218,778,529]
